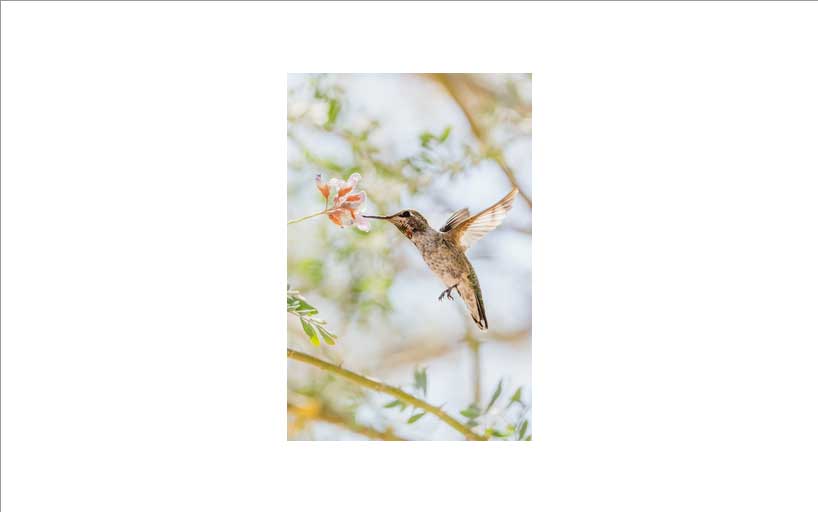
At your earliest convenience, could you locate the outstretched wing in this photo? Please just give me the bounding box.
[448,188,518,251]
[440,208,471,232]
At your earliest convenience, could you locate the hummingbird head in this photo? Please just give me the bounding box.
[363,210,430,239]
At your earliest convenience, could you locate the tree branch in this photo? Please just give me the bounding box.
[287,402,408,441]
[429,73,533,209]
[287,348,488,441]
[379,328,531,371]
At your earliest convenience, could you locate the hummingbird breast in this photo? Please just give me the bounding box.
[412,230,470,286]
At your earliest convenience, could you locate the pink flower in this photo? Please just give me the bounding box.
[315,172,370,232]
[328,173,360,199]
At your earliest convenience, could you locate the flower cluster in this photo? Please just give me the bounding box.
[314,173,370,232]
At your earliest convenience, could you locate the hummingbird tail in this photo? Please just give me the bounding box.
[474,291,488,331]
[456,282,488,331]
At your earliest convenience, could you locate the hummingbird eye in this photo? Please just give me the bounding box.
[400,211,411,218]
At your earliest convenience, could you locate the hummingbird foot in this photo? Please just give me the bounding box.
[438,285,458,301]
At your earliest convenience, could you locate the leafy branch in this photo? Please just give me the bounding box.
[459,379,532,440]
[382,367,431,425]
[287,287,337,347]
[429,73,532,208]
[287,348,488,441]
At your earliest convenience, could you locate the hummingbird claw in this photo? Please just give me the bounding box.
[438,285,458,302]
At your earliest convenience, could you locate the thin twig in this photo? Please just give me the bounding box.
[287,403,408,441]
[287,348,488,441]
[287,209,330,225]
[430,74,533,208]
[467,334,482,405]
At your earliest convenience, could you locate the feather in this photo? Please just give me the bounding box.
[448,188,518,251]
[440,208,471,232]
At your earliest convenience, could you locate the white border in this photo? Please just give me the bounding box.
[2,2,817,510]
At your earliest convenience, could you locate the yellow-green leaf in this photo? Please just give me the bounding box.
[518,420,528,440]
[486,380,502,411]
[508,386,523,408]
[299,318,320,346]
[439,126,451,143]
[407,412,426,424]
[460,404,481,419]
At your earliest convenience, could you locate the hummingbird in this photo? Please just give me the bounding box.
[364,188,518,331]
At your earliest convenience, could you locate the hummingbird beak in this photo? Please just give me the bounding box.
[362,214,393,220]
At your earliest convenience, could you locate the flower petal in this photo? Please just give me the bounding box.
[342,191,365,208]
[346,173,361,188]
[336,172,361,198]
[339,211,354,226]
[327,211,344,226]
[353,215,370,232]
[314,174,330,199]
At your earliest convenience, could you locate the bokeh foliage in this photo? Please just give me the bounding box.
[287,74,532,441]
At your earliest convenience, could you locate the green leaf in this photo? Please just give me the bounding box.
[517,420,528,440]
[459,404,481,419]
[486,380,503,411]
[384,400,403,409]
[439,125,451,143]
[294,297,318,315]
[316,325,336,346]
[419,132,434,148]
[413,367,428,396]
[407,412,426,424]
[325,98,341,127]
[508,387,523,408]
[525,435,532,441]
[420,369,427,395]
[485,428,510,438]
[286,297,299,312]
[299,318,320,347]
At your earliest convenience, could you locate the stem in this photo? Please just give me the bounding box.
[468,336,481,406]
[287,403,408,441]
[287,209,329,225]
[287,348,488,441]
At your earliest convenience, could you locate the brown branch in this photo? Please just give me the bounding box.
[379,329,531,371]
[287,348,488,441]
[287,402,408,441]
[429,74,533,208]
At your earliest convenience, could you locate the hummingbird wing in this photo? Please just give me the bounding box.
[440,208,471,232]
[449,188,518,251]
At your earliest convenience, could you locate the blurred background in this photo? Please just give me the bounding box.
[287,74,531,441]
